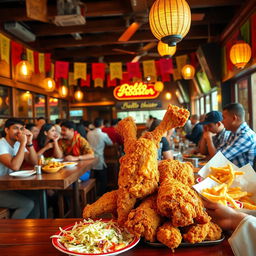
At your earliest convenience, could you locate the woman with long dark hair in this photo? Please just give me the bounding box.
[34,123,62,158]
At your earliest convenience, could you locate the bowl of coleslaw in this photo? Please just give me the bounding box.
[51,219,140,256]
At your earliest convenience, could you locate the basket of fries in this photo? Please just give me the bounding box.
[42,161,65,173]
[193,152,256,211]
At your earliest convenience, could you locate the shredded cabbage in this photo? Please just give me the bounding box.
[51,219,134,254]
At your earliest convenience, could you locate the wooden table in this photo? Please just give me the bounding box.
[0,218,234,256]
[0,158,98,218]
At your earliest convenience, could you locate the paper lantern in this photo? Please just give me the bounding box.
[16,60,32,78]
[74,89,84,101]
[181,64,195,80]
[230,41,252,69]
[58,85,68,98]
[149,0,191,46]
[157,41,177,56]
[43,77,56,92]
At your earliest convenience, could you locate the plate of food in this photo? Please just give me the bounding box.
[183,153,206,159]
[144,235,225,248]
[51,219,140,256]
[63,162,78,169]
[9,170,36,178]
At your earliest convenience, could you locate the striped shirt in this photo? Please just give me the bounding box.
[218,122,256,167]
[212,128,231,150]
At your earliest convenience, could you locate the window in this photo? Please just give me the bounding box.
[34,94,46,118]
[0,85,11,117]
[199,97,205,115]
[205,95,210,113]
[16,90,33,118]
[236,78,249,124]
[211,90,218,110]
[49,97,60,122]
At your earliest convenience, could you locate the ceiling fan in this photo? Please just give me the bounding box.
[113,42,158,62]
[118,0,148,42]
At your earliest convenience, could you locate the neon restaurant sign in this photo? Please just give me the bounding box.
[113,82,160,100]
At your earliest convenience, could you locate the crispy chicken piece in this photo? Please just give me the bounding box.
[183,223,210,243]
[157,222,182,250]
[116,105,190,224]
[205,222,222,241]
[82,190,118,219]
[157,179,210,227]
[125,194,162,242]
[158,160,195,186]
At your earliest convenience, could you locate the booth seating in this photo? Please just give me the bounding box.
[104,144,122,190]
[0,208,10,219]
[57,178,96,218]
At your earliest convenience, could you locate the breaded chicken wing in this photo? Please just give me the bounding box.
[205,222,222,241]
[157,179,210,227]
[125,194,162,242]
[158,160,195,186]
[82,190,118,219]
[157,222,182,250]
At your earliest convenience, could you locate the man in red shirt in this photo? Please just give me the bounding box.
[102,119,123,145]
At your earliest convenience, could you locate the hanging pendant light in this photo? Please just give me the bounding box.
[43,77,56,92]
[58,85,68,98]
[165,92,172,100]
[157,41,177,57]
[149,0,191,46]
[230,41,252,69]
[16,60,33,79]
[181,64,195,80]
[154,81,164,92]
[74,88,84,101]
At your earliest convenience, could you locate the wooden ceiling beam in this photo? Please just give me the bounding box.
[187,0,241,8]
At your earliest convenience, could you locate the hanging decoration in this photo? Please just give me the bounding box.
[110,62,123,80]
[157,41,176,57]
[74,88,84,101]
[74,62,87,80]
[173,68,182,81]
[176,55,188,75]
[181,64,195,79]
[43,77,56,92]
[107,75,117,87]
[120,72,130,84]
[142,60,157,82]
[94,78,104,88]
[92,63,105,80]
[81,74,91,87]
[26,48,34,72]
[127,62,141,79]
[33,51,39,74]
[11,41,23,67]
[0,33,10,64]
[149,0,191,46]
[251,13,256,59]
[68,72,76,86]
[55,61,69,80]
[44,53,51,73]
[230,41,252,69]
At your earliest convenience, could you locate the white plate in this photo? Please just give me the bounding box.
[9,170,36,177]
[51,219,140,256]
[63,162,78,169]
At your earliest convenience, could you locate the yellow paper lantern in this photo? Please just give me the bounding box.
[149,0,191,46]
[230,41,252,69]
[43,77,56,92]
[158,41,176,56]
[181,64,195,80]
[154,81,164,92]
[58,85,68,98]
[16,60,33,78]
[74,89,84,101]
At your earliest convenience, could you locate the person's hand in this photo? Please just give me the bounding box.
[53,133,60,142]
[45,142,53,150]
[23,129,33,144]
[64,155,78,161]
[203,199,247,231]
[17,131,27,144]
[203,131,214,140]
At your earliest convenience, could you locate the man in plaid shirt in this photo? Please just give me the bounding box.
[218,103,256,167]
[198,111,230,157]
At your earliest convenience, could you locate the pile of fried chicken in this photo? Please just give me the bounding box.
[83,104,222,250]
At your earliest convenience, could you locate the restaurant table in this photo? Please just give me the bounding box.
[0,158,98,218]
[0,218,234,256]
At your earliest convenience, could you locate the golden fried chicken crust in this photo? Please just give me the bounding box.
[157,222,182,249]
[183,223,210,243]
[158,160,195,186]
[82,190,118,219]
[157,179,210,227]
[205,222,222,241]
[125,194,162,242]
